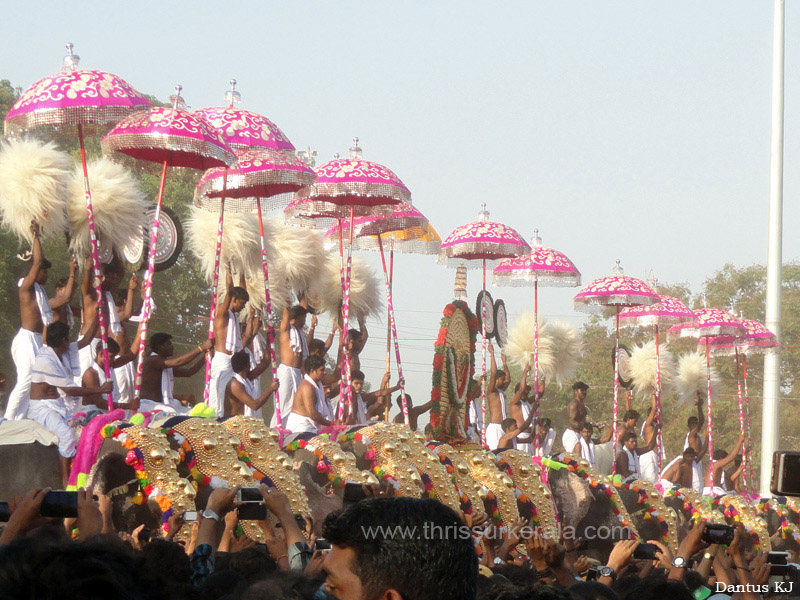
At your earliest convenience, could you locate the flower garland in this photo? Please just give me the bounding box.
[337,430,400,495]
[756,499,800,545]
[425,442,473,515]
[494,454,540,528]
[715,496,765,550]
[430,300,478,435]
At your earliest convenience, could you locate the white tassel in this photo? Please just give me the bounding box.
[308,256,383,321]
[505,312,582,386]
[675,352,721,405]
[628,340,677,398]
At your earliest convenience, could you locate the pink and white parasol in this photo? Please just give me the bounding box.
[493,230,581,454]
[574,262,658,467]
[619,294,696,471]
[4,44,152,412]
[324,203,427,240]
[440,205,529,447]
[102,86,235,408]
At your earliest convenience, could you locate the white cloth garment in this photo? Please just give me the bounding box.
[516,401,533,455]
[623,447,641,480]
[639,451,659,483]
[285,412,319,435]
[138,398,178,414]
[272,364,301,428]
[78,339,100,380]
[485,422,505,451]
[683,433,704,492]
[286,376,327,435]
[229,373,256,417]
[104,291,122,336]
[498,390,508,420]
[27,399,76,457]
[209,352,233,418]
[660,456,681,490]
[17,279,54,326]
[4,329,44,420]
[562,428,581,455]
[225,310,242,353]
[245,334,266,419]
[129,298,156,323]
[32,345,79,400]
[537,429,556,457]
[579,436,596,467]
[304,374,330,421]
[87,364,120,405]
[289,325,308,360]
[114,362,135,405]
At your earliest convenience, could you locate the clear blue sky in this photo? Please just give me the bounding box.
[4,2,798,417]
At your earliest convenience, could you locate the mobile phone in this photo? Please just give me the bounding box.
[182,511,198,522]
[237,487,263,503]
[633,543,658,560]
[771,451,800,496]
[41,491,78,519]
[701,524,735,546]
[0,502,10,522]
[770,563,794,577]
[585,567,599,581]
[768,551,790,565]
[315,538,331,550]
[342,482,369,506]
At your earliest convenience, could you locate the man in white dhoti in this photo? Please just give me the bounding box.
[484,343,511,451]
[81,338,135,412]
[343,370,402,425]
[223,350,278,417]
[139,333,212,413]
[209,270,252,417]
[286,355,330,435]
[274,304,309,428]
[29,322,112,485]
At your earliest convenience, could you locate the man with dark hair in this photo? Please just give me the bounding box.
[223,349,278,417]
[50,259,79,330]
[345,370,402,425]
[286,355,330,434]
[615,430,657,481]
[637,392,661,483]
[339,315,368,373]
[563,381,589,453]
[275,304,309,428]
[484,341,511,450]
[307,313,335,356]
[703,434,745,496]
[392,392,436,431]
[28,321,112,485]
[572,421,598,468]
[534,417,556,457]
[661,447,698,490]
[322,497,478,600]
[210,269,252,416]
[5,222,54,419]
[495,414,534,451]
[508,365,535,453]
[139,332,212,413]
[683,400,707,492]
[81,337,134,411]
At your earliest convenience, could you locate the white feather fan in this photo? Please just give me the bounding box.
[308,256,383,322]
[240,262,291,317]
[676,352,722,404]
[270,222,327,298]
[628,340,677,398]
[505,312,583,386]
[0,139,70,243]
[67,158,148,258]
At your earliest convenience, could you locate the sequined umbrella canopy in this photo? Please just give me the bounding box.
[619,294,696,471]
[439,205,530,447]
[190,82,316,420]
[493,230,581,453]
[3,43,152,412]
[102,86,236,405]
[699,317,777,494]
[574,262,659,466]
[288,138,413,426]
[669,307,746,477]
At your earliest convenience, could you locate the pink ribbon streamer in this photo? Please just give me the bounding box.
[256,200,281,428]
[705,341,714,481]
[654,324,663,472]
[202,187,226,404]
[337,209,355,421]
[612,308,620,473]
[734,348,748,495]
[533,279,541,454]
[480,259,488,447]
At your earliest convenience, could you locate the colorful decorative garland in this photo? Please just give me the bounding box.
[715,495,769,550]
[756,498,800,546]
[337,429,401,494]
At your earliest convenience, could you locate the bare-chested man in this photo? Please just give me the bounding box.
[50,259,79,330]
[509,364,535,454]
[703,434,745,496]
[635,392,661,483]
[483,342,511,450]
[140,332,212,414]
[5,222,54,419]
[660,447,699,490]
[391,392,436,431]
[81,337,134,411]
[223,349,278,417]
[274,304,309,427]
[209,269,252,417]
[562,381,589,454]
[286,355,330,434]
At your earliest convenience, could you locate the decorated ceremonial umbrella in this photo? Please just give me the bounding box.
[101,86,236,402]
[574,262,659,466]
[619,293,696,470]
[493,230,581,452]
[193,82,315,418]
[439,205,530,445]
[669,307,745,476]
[4,43,151,410]
[286,138,411,422]
[700,318,777,494]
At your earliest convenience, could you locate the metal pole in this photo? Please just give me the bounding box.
[761,0,785,495]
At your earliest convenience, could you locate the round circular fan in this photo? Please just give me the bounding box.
[476,290,495,337]
[494,299,508,347]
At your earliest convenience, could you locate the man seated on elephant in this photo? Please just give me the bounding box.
[392,392,435,432]
[139,333,212,413]
[343,370,401,425]
[615,430,658,482]
[286,355,331,434]
[660,447,698,490]
[28,321,112,486]
[81,338,136,411]
[223,349,278,417]
[563,381,589,453]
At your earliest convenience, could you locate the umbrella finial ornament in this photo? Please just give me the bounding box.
[478,202,490,221]
[349,137,362,159]
[170,85,186,110]
[612,259,623,277]
[333,152,340,159]
[296,146,318,168]
[701,292,708,308]
[454,263,468,300]
[61,42,80,71]
[531,229,542,247]
[225,79,241,107]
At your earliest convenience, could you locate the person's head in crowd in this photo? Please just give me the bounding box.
[240,572,325,600]
[150,333,174,357]
[622,409,639,429]
[681,447,697,465]
[322,497,478,600]
[231,349,251,376]
[96,338,121,370]
[139,538,192,590]
[580,422,594,442]
[289,305,308,329]
[30,257,52,285]
[570,580,621,600]
[494,369,508,391]
[537,417,551,436]
[230,546,278,579]
[712,448,728,461]
[309,338,327,357]
[45,321,71,351]
[619,577,693,600]
[54,276,70,301]
[201,569,245,600]
[230,287,250,314]
[351,370,365,395]
[501,418,517,434]
[346,328,362,352]
[687,416,699,432]
[395,393,413,409]
[621,431,638,452]
[303,355,326,381]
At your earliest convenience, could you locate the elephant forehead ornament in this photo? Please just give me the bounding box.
[427,442,483,514]
[171,418,265,543]
[457,449,521,526]
[627,478,678,554]
[223,416,310,518]
[102,423,195,540]
[347,422,424,497]
[500,450,558,538]
[668,487,725,525]
[717,494,771,551]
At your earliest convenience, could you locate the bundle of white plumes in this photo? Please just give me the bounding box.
[307,255,383,322]
[66,158,149,257]
[627,340,677,398]
[675,352,722,404]
[0,139,71,243]
[269,222,328,299]
[505,313,583,386]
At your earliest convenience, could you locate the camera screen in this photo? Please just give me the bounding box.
[781,454,800,496]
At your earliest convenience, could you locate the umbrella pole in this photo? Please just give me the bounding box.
[257,200,281,429]
[383,242,393,422]
[378,234,409,426]
[734,347,747,495]
[612,306,620,472]
[77,124,114,412]
[743,354,755,491]
[339,207,355,421]
[481,258,488,447]
[533,277,540,454]
[133,158,169,407]
[655,324,663,472]
[337,220,346,421]
[201,171,228,407]
[706,338,714,479]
